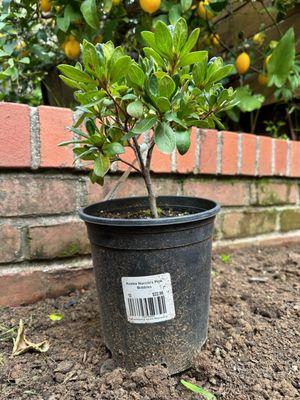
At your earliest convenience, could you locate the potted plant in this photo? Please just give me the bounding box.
[58,18,237,374]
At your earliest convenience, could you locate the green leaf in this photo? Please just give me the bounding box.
[180,0,192,12]
[235,86,264,112]
[19,57,30,64]
[178,51,207,67]
[58,65,94,83]
[154,122,176,154]
[156,97,170,113]
[94,154,110,177]
[154,21,173,58]
[169,4,182,25]
[132,116,157,133]
[102,142,125,156]
[267,28,295,88]
[49,313,63,321]
[176,130,191,155]
[82,40,104,79]
[59,75,83,90]
[127,63,146,87]
[173,18,188,53]
[181,28,200,55]
[80,0,99,29]
[192,62,207,86]
[110,55,131,82]
[157,75,176,99]
[141,31,160,53]
[207,65,234,84]
[143,48,165,67]
[57,16,70,32]
[181,380,217,400]
[127,100,144,118]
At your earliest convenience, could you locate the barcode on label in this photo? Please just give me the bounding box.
[122,273,176,324]
[127,294,167,317]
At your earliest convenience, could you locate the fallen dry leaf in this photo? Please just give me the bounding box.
[12,320,50,356]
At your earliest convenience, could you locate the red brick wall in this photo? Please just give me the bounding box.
[1,102,300,306]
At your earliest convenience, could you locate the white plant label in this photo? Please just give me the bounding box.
[121,273,176,324]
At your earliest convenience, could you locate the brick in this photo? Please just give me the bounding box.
[0,176,77,216]
[199,129,218,174]
[0,268,94,307]
[39,106,74,168]
[176,127,197,173]
[221,131,238,175]
[222,210,277,239]
[151,146,172,173]
[28,221,90,260]
[274,139,287,176]
[280,209,300,232]
[0,103,31,168]
[0,224,22,263]
[290,141,300,177]
[183,180,249,206]
[241,133,256,175]
[256,182,298,205]
[258,136,272,176]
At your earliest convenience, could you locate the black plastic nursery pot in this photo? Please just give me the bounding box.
[79,196,220,374]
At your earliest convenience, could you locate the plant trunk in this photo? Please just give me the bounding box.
[142,166,158,218]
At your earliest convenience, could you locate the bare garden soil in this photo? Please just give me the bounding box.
[0,244,299,400]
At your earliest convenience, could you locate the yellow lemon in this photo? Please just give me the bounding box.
[265,54,272,68]
[139,0,161,14]
[211,33,220,46]
[258,74,268,86]
[198,0,214,20]
[235,52,250,75]
[40,0,52,13]
[64,39,81,60]
[253,32,264,46]
[112,0,121,5]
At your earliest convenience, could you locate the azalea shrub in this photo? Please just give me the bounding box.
[58,18,237,217]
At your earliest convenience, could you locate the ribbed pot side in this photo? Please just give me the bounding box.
[79,196,220,374]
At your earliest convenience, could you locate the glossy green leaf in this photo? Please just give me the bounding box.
[157,75,176,99]
[94,154,110,177]
[80,0,99,29]
[267,28,295,88]
[235,86,264,112]
[127,63,146,87]
[58,65,94,83]
[127,100,144,118]
[178,51,208,67]
[154,21,173,58]
[154,122,176,154]
[110,55,131,82]
[173,18,188,53]
[132,116,157,133]
[156,97,170,113]
[143,48,165,67]
[82,40,104,79]
[181,28,200,55]
[102,142,125,156]
[176,130,191,155]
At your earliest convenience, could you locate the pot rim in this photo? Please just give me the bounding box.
[79,195,220,227]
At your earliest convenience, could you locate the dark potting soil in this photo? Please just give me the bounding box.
[0,244,299,400]
[97,207,191,219]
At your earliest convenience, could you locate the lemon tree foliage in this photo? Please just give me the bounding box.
[59,18,237,217]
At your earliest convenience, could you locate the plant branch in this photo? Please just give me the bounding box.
[258,0,282,36]
[116,156,141,173]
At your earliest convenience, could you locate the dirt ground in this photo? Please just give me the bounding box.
[0,244,299,400]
